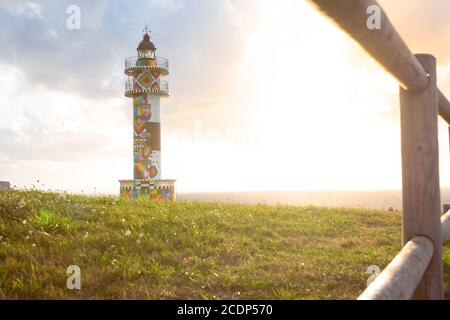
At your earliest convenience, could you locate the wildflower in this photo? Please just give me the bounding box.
[125,230,131,236]
[139,233,144,238]
[25,236,30,240]
[18,199,26,208]
[136,239,141,244]
[110,245,116,249]
[22,220,27,225]
[121,218,126,222]
[32,243,36,247]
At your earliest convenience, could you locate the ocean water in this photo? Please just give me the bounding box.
[178,189,450,211]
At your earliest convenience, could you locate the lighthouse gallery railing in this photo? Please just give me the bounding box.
[125,56,169,72]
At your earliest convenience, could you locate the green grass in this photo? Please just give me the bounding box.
[0,189,448,299]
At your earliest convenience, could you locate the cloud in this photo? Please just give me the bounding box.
[0,127,107,162]
[0,0,268,192]
[150,0,184,12]
[0,0,262,127]
[1,0,448,193]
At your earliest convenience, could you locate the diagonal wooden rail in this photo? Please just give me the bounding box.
[308,0,450,300]
[358,236,434,300]
[358,210,450,300]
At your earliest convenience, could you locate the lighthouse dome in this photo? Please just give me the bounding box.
[137,33,156,51]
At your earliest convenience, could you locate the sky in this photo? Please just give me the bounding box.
[0,0,449,194]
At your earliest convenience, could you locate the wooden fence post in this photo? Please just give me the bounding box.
[400,54,443,299]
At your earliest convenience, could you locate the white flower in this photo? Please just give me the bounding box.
[136,239,141,244]
[22,220,27,225]
[18,199,26,208]
[125,230,131,236]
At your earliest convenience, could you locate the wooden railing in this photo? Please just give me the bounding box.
[308,0,450,300]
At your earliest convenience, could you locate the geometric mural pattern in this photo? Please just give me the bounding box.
[120,183,174,201]
[130,61,163,182]
[133,91,161,180]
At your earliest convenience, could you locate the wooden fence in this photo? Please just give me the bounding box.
[308,0,450,299]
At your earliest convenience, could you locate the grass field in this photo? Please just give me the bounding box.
[0,189,449,299]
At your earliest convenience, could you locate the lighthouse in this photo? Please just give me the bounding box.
[119,30,176,201]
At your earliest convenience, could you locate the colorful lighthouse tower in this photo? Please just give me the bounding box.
[119,30,176,201]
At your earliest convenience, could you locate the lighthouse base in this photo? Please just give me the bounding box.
[119,179,176,201]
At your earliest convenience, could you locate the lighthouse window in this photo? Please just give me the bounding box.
[140,50,155,59]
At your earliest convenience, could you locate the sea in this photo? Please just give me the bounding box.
[178,189,450,211]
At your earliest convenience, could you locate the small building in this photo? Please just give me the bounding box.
[0,181,10,190]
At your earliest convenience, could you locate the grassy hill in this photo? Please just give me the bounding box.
[0,189,448,299]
